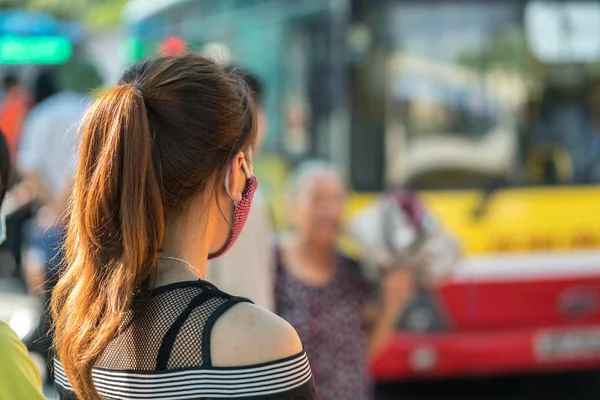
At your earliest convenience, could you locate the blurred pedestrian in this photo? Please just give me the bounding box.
[206,66,275,310]
[0,129,45,400]
[16,65,99,296]
[0,73,31,160]
[15,65,98,383]
[276,161,413,400]
[51,55,315,400]
[17,68,91,216]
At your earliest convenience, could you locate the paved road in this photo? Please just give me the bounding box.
[376,370,600,400]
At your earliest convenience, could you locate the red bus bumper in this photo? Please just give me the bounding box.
[370,324,600,381]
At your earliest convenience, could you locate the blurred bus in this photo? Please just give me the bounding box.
[124,0,600,381]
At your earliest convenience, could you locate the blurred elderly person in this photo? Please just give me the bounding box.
[275,161,413,400]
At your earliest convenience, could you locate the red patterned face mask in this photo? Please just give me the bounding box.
[208,159,258,259]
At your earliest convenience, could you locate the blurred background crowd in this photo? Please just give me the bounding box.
[3,0,600,399]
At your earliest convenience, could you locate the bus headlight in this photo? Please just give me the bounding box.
[409,345,438,372]
[398,287,450,333]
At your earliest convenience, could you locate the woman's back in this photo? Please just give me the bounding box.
[55,280,314,399]
[51,55,315,400]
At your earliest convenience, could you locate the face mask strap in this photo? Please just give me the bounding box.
[223,157,253,203]
[224,168,233,198]
[241,159,252,178]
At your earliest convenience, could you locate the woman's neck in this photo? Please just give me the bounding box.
[296,237,336,266]
[152,220,210,288]
[283,235,337,287]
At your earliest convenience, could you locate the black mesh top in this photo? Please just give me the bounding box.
[54,280,315,400]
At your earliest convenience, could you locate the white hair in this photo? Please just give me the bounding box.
[201,43,232,66]
[288,160,343,200]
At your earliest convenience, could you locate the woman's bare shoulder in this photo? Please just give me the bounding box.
[210,302,303,367]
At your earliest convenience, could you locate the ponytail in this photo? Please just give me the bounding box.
[51,84,164,400]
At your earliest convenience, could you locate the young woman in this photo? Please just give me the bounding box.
[51,55,315,400]
[276,161,413,400]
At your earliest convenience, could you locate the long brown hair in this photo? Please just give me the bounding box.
[51,55,256,400]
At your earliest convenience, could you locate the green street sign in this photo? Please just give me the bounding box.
[0,35,72,64]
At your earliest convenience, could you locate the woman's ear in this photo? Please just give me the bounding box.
[226,152,245,202]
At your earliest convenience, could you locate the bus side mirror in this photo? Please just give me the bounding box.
[471,178,506,220]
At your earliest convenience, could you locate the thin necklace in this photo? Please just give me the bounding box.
[158,256,204,279]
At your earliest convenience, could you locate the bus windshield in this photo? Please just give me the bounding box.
[380,1,600,189]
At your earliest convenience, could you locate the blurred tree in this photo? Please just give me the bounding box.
[83,0,128,28]
[0,0,127,27]
[26,0,86,20]
[457,26,531,76]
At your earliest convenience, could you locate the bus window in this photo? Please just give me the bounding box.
[526,1,600,64]
[381,1,526,190]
